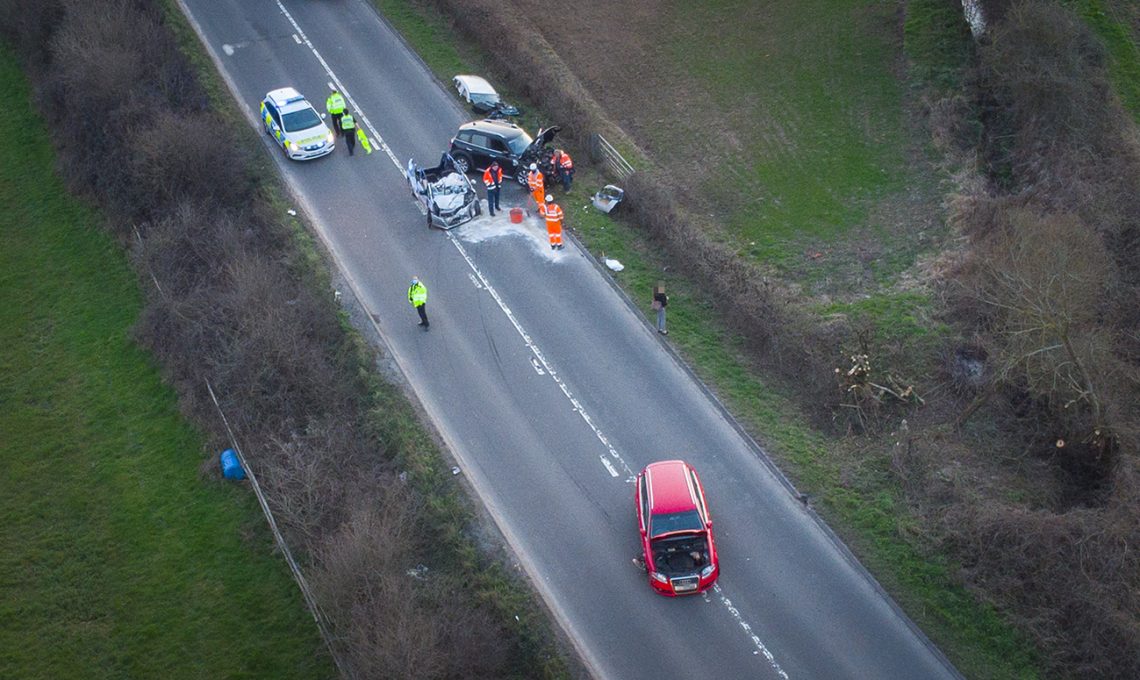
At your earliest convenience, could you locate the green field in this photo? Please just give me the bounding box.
[0,49,331,679]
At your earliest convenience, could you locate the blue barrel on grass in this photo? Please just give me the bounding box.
[220,448,246,480]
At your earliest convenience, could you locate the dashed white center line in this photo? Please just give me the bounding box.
[714,584,790,677]
[600,456,619,477]
[291,33,301,44]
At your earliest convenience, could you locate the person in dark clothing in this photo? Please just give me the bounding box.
[341,111,357,156]
[483,161,502,216]
[652,282,668,335]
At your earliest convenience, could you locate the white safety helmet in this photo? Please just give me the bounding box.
[411,276,419,284]
[545,194,553,203]
[529,163,537,171]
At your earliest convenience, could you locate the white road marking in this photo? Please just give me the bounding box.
[530,357,545,375]
[467,272,484,290]
[292,33,301,44]
[222,43,234,56]
[714,584,790,677]
[600,456,619,477]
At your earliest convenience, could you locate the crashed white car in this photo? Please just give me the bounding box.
[406,158,482,230]
[452,75,519,117]
[260,87,335,161]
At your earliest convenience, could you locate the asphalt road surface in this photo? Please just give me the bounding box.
[177,1,962,678]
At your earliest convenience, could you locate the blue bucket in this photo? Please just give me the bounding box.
[220,448,246,480]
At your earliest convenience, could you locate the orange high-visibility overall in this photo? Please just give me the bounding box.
[528,169,545,208]
[544,202,564,248]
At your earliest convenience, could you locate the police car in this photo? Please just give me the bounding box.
[260,87,335,160]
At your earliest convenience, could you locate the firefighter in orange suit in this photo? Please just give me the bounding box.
[542,194,564,250]
[527,163,545,209]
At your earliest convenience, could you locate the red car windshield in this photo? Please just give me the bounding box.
[649,509,703,538]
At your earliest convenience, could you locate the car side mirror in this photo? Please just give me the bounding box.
[706,520,713,529]
[320,112,327,120]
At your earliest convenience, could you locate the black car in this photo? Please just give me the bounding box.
[448,120,559,185]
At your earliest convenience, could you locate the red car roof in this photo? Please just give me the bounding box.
[646,460,698,514]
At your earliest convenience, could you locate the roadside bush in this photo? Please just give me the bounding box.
[314,491,512,679]
[623,170,844,419]
[130,111,254,212]
[939,491,1140,678]
[0,0,61,70]
[977,0,1140,283]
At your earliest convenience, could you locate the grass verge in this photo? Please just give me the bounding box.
[1069,0,1140,121]
[0,46,330,679]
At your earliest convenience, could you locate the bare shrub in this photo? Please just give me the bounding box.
[313,491,512,679]
[620,171,845,417]
[938,3,1140,673]
[129,111,254,213]
[32,0,205,221]
[131,202,239,298]
[924,92,982,156]
[970,210,1118,437]
[940,498,1140,678]
[0,0,64,70]
[977,0,1140,285]
[980,1,1113,152]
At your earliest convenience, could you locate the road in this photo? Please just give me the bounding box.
[177,1,962,678]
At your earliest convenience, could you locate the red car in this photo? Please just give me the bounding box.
[635,460,719,595]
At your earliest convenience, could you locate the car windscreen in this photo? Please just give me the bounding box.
[282,107,322,133]
[506,131,533,156]
[470,93,500,106]
[649,509,704,538]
